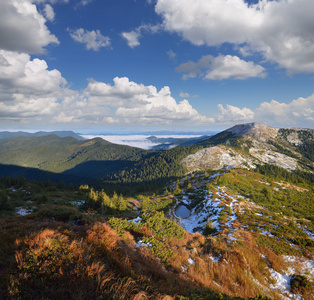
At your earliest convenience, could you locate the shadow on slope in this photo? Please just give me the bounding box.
[62,159,136,180]
[0,163,84,184]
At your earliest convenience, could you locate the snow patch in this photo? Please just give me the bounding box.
[128,216,142,224]
[16,207,32,216]
[136,240,152,248]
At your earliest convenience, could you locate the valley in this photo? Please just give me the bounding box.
[0,122,313,299]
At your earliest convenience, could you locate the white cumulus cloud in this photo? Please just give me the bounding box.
[83,77,214,125]
[0,50,71,120]
[69,28,111,51]
[43,4,55,21]
[177,55,265,80]
[180,92,190,98]
[156,0,314,74]
[121,31,141,48]
[0,0,59,54]
[214,95,314,128]
[216,104,255,123]
[122,24,161,48]
[205,55,266,80]
[0,49,214,128]
[255,95,314,127]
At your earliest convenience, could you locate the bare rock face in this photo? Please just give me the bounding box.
[182,146,256,172]
[227,122,279,142]
[181,122,311,173]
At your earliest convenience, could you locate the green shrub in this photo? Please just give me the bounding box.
[141,197,174,213]
[142,211,184,239]
[38,205,80,221]
[109,217,141,234]
[290,237,314,248]
[203,219,218,236]
[290,274,311,291]
[141,236,174,261]
[218,211,228,223]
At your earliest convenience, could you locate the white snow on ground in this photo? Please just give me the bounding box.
[260,230,275,238]
[178,187,240,235]
[269,269,302,300]
[16,207,32,216]
[298,226,314,240]
[188,258,195,265]
[70,200,85,207]
[128,216,142,224]
[209,255,221,263]
[181,266,188,272]
[283,256,314,276]
[179,204,208,233]
[136,240,152,248]
[181,196,190,205]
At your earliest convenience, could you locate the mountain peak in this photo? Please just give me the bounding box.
[227,122,278,141]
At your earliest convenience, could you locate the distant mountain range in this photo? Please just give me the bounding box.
[0,123,313,186]
[148,135,211,150]
[0,130,85,140]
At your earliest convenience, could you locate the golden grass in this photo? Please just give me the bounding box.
[2,212,301,300]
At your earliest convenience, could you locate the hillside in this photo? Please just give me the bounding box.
[183,123,314,176]
[0,123,313,191]
[0,134,147,173]
[0,167,313,299]
[0,123,313,299]
[0,135,199,189]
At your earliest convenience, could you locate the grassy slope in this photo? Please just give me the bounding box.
[1,170,313,299]
[0,177,270,300]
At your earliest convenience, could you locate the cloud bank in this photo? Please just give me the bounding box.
[177,55,266,80]
[0,0,59,53]
[0,0,313,131]
[156,0,314,74]
[0,49,313,129]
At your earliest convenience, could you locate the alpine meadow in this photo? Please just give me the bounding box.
[1,0,314,300]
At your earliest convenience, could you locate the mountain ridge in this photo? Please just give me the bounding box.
[182,122,314,174]
[0,130,85,140]
[0,122,313,187]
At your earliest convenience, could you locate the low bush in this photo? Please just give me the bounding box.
[141,236,174,261]
[141,211,185,239]
[37,205,81,221]
[290,274,312,292]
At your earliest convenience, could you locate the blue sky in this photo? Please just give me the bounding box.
[0,0,314,132]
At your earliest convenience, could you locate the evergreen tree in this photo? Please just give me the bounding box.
[173,184,181,196]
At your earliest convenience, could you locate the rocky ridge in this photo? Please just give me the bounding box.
[182,123,313,172]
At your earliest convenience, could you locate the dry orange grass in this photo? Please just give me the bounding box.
[7,212,293,300]
[10,224,183,299]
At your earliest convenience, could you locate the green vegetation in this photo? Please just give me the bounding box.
[0,135,201,196]
[1,169,313,300]
[290,274,312,292]
[37,205,81,221]
[1,126,314,299]
[141,211,185,239]
[213,169,314,222]
[139,194,175,212]
[141,236,174,261]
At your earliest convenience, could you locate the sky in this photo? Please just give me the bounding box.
[0,0,314,133]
